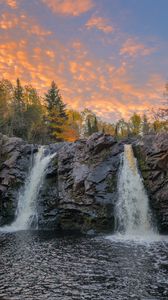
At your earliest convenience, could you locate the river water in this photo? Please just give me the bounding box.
[0,145,167,299]
[0,231,168,300]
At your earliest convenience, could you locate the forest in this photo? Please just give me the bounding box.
[0,78,167,144]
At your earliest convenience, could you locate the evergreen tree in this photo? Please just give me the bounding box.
[46,81,66,117]
[0,79,13,134]
[92,116,99,133]
[12,78,25,137]
[45,81,67,140]
[23,85,45,142]
[14,78,25,115]
[87,118,92,136]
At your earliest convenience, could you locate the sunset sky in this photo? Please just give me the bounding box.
[0,0,168,122]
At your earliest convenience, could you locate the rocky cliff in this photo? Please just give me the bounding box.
[0,133,124,234]
[37,133,123,234]
[0,132,167,234]
[0,134,37,225]
[134,133,168,233]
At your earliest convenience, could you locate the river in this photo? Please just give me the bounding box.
[0,231,168,300]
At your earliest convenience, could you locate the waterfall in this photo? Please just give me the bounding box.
[116,144,155,237]
[2,146,56,232]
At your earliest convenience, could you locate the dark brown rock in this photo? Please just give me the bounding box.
[134,133,168,233]
[0,134,37,225]
[38,133,122,234]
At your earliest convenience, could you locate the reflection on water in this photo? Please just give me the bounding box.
[0,231,168,300]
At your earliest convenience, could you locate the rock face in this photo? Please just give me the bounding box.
[133,133,168,233]
[0,132,167,234]
[0,132,123,233]
[38,133,123,234]
[0,134,39,225]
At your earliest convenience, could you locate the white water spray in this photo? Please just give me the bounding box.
[1,147,56,232]
[116,144,155,237]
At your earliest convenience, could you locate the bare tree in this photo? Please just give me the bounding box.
[156,82,168,120]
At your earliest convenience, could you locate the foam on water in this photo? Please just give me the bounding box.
[111,144,159,242]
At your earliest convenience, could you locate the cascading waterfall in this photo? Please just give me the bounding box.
[1,146,56,232]
[116,144,155,237]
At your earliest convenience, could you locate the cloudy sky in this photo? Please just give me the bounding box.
[0,0,168,121]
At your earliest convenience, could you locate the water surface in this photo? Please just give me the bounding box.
[0,232,168,300]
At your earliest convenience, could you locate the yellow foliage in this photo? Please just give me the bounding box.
[48,108,82,142]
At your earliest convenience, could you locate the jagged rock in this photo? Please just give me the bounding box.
[86,132,116,154]
[0,134,37,225]
[2,137,23,154]
[134,133,168,233]
[1,132,167,235]
[37,133,122,233]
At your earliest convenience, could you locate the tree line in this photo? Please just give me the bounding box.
[0,78,167,143]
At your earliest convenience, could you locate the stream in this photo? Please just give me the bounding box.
[0,231,168,300]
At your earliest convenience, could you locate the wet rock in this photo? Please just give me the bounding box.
[3,132,167,235]
[0,134,36,225]
[38,133,121,234]
[86,132,116,154]
[134,133,168,233]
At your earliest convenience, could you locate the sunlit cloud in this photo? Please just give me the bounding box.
[0,12,51,36]
[45,50,55,59]
[42,0,94,16]
[0,13,18,29]
[0,0,166,122]
[120,38,155,57]
[0,36,162,122]
[85,15,114,33]
[27,24,51,36]
[5,0,17,9]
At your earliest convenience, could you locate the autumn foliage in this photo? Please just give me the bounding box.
[0,78,167,143]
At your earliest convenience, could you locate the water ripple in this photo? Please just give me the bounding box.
[0,232,168,300]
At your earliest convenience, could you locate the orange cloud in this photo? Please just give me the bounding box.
[66,49,163,121]
[0,34,162,122]
[0,3,163,123]
[69,61,78,74]
[85,15,114,33]
[42,0,94,16]
[27,24,51,36]
[120,38,155,57]
[6,0,17,9]
[0,13,18,29]
[46,50,55,59]
[69,59,97,82]
[0,12,51,36]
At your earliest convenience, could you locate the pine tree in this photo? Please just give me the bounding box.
[11,78,26,137]
[23,85,44,142]
[92,116,99,133]
[45,81,67,140]
[87,118,92,136]
[14,78,24,114]
[0,79,13,134]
